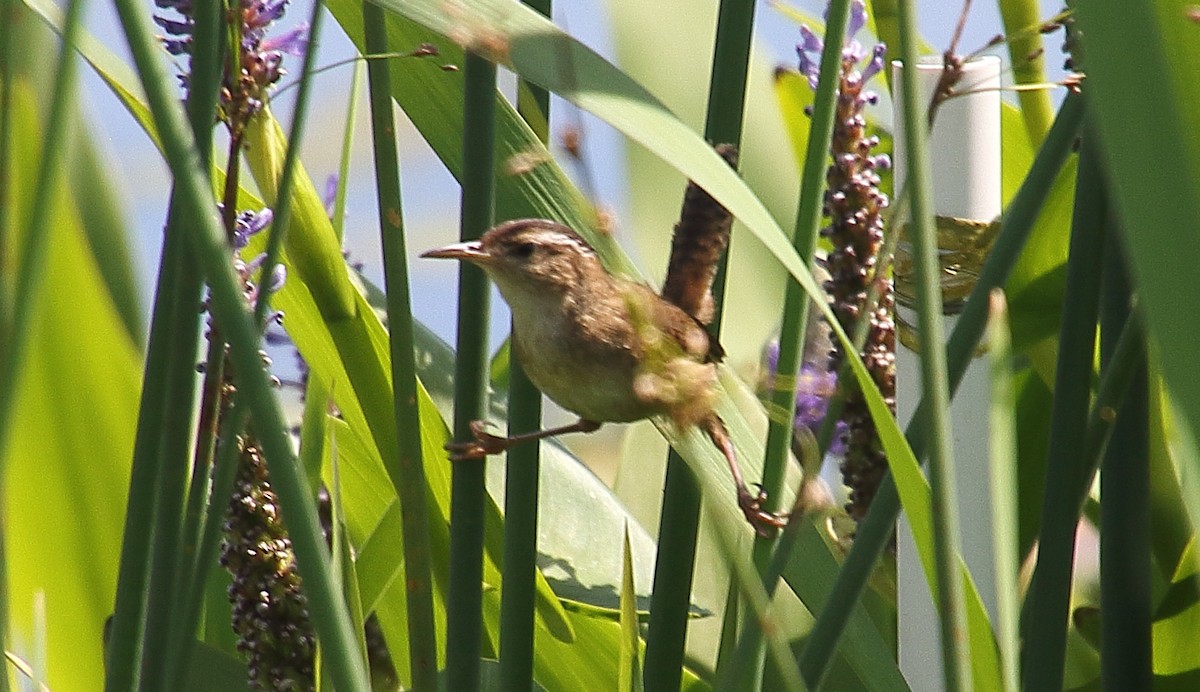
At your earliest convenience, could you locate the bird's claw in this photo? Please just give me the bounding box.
[737,485,788,538]
[445,420,511,461]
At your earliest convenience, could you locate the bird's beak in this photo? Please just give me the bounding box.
[420,240,489,263]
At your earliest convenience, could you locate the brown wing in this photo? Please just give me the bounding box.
[659,144,739,326]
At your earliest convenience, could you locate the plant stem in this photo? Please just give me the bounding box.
[158,2,226,681]
[1098,219,1151,690]
[645,1,755,689]
[644,459,702,692]
[985,290,1020,692]
[736,0,850,686]
[445,51,497,692]
[363,3,440,688]
[895,1,970,687]
[701,0,753,326]
[501,1,549,687]
[997,0,1054,143]
[1020,128,1106,692]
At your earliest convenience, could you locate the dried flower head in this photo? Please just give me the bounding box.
[220,438,316,691]
[797,0,896,523]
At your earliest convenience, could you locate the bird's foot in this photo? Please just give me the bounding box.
[445,420,511,461]
[737,484,788,538]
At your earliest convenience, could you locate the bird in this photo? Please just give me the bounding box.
[422,217,787,535]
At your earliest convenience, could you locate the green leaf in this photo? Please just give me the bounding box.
[3,81,141,691]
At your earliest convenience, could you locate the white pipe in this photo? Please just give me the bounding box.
[891,55,1002,690]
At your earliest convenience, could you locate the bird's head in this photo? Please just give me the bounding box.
[421,219,606,298]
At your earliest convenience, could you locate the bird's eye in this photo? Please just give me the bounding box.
[511,242,536,259]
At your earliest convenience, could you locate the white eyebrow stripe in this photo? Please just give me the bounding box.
[546,232,595,254]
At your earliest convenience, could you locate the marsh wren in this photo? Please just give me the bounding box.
[422,218,786,535]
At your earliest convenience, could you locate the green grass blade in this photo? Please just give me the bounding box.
[362,2,440,686]
[498,356,543,689]
[701,0,755,324]
[647,0,762,685]
[149,0,225,682]
[0,0,14,352]
[644,459,702,692]
[985,291,1020,692]
[66,129,144,342]
[331,61,363,243]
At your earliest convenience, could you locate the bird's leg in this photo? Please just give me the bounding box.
[446,418,602,461]
[702,415,788,537]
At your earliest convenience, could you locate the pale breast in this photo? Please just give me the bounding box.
[511,299,656,423]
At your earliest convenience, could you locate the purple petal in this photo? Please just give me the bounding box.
[829,420,849,456]
[233,208,273,248]
[862,43,887,82]
[323,174,338,218]
[163,38,191,55]
[154,15,193,35]
[799,24,824,54]
[245,0,287,28]
[245,253,267,272]
[764,341,782,377]
[268,264,287,292]
[848,0,867,39]
[843,38,865,65]
[262,24,308,56]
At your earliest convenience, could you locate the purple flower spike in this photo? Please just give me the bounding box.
[794,2,885,97]
[791,0,894,523]
[262,24,309,56]
[159,0,303,126]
